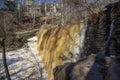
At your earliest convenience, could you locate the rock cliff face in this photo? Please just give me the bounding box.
[83,1,120,56]
[37,21,87,80]
[37,1,120,80]
[54,1,120,80]
[110,2,120,58]
[83,13,106,55]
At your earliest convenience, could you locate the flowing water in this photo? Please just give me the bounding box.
[79,19,88,55]
[104,20,115,55]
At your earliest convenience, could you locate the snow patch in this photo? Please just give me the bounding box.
[0,36,49,80]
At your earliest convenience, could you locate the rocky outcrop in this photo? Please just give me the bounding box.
[110,1,120,58]
[37,1,120,80]
[53,1,120,80]
[83,1,120,56]
[53,54,96,80]
[37,21,87,80]
[54,54,112,80]
[83,13,106,55]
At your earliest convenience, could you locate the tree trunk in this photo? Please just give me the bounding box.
[0,15,11,80]
[1,39,11,80]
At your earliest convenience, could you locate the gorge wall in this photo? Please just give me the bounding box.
[83,1,120,56]
[37,1,120,80]
[54,1,120,80]
[37,21,87,80]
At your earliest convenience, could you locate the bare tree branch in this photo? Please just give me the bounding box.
[0,15,11,80]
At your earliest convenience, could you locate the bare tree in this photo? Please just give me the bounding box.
[58,0,113,24]
[4,0,16,11]
[0,15,11,80]
[44,0,47,24]
[32,0,36,27]
[17,0,23,23]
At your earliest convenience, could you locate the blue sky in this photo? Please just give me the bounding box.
[0,0,58,8]
[0,0,4,8]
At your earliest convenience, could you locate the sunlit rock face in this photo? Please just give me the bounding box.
[37,21,86,80]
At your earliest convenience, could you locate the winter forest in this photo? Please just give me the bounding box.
[0,0,120,80]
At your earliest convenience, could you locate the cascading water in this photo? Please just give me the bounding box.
[104,20,115,56]
[72,20,88,61]
[79,19,88,57]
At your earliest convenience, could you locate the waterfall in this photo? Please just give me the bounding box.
[104,20,115,56]
[79,19,88,56]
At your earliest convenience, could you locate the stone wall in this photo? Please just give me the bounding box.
[83,1,120,56]
[83,13,106,55]
[109,2,120,58]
